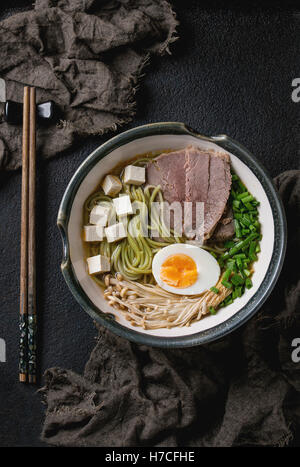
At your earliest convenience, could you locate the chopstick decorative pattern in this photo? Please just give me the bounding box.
[19,314,28,380]
[19,86,37,384]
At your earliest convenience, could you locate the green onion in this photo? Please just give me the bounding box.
[223,296,233,306]
[218,172,260,307]
[233,253,246,259]
[221,280,232,289]
[224,240,235,248]
[226,260,236,271]
[231,274,244,286]
[223,269,232,281]
[237,191,249,200]
[241,195,254,204]
[249,241,257,261]
[241,214,251,226]
[234,219,242,238]
[237,180,247,192]
[236,257,243,270]
[222,232,258,260]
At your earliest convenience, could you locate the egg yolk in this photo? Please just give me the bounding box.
[160,254,198,288]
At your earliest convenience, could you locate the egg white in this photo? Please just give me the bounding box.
[152,244,221,295]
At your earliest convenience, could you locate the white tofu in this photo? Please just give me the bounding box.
[101,174,122,196]
[113,195,133,216]
[90,205,110,226]
[83,225,105,242]
[105,222,127,243]
[87,255,110,275]
[123,165,145,185]
[118,214,128,228]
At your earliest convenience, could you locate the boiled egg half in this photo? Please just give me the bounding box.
[152,244,220,295]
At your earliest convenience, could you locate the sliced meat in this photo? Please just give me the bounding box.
[203,152,231,239]
[219,204,234,226]
[146,145,232,240]
[146,149,186,204]
[184,147,231,239]
[211,205,235,241]
[147,149,186,234]
[212,221,235,241]
[185,147,210,204]
[184,147,211,237]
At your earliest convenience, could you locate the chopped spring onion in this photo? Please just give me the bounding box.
[221,232,258,260]
[231,274,244,286]
[223,268,232,281]
[221,280,232,289]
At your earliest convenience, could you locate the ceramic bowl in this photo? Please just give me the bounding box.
[58,122,287,347]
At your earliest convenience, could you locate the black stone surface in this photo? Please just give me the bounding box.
[0,1,299,447]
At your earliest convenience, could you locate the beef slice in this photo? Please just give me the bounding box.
[146,146,232,240]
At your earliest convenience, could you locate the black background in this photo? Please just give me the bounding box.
[0,0,299,447]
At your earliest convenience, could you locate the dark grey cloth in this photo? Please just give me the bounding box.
[40,170,300,447]
[0,0,177,170]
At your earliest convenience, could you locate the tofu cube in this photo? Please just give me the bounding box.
[87,255,110,275]
[105,222,127,243]
[118,214,128,229]
[101,175,122,196]
[90,205,110,226]
[113,195,133,216]
[83,225,104,242]
[123,165,145,185]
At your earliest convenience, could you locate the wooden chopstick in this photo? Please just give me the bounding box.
[19,87,30,383]
[19,86,37,384]
[28,87,37,384]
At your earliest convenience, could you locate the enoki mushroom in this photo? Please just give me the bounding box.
[103,273,232,330]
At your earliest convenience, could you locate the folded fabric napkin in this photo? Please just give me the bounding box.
[40,170,300,447]
[0,0,177,170]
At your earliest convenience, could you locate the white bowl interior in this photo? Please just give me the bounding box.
[68,134,274,337]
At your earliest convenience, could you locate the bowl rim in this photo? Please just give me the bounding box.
[57,122,287,348]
